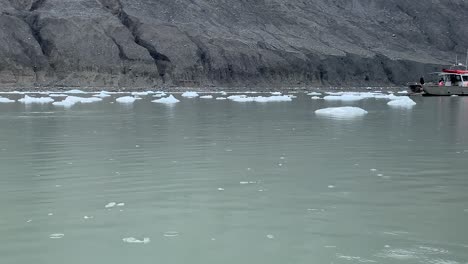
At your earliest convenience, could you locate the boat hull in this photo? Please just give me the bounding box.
[423,85,468,96]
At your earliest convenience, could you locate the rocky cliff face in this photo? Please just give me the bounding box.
[1,0,467,88]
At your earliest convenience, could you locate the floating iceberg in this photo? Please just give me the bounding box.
[271,92,282,95]
[18,95,54,104]
[131,91,149,96]
[200,95,213,99]
[228,95,292,102]
[93,91,111,98]
[387,96,416,107]
[152,95,180,104]
[307,92,322,96]
[64,89,87,94]
[0,96,14,103]
[323,94,365,101]
[315,106,368,118]
[220,91,228,95]
[122,237,150,244]
[181,91,199,98]
[216,97,227,100]
[49,94,68,98]
[116,96,137,103]
[53,96,102,107]
[311,96,322,100]
[397,91,409,94]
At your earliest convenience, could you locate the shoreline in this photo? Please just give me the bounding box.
[0,85,406,93]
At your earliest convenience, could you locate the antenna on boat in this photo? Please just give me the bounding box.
[465,49,468,70]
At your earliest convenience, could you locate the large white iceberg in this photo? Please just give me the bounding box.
[152,95,180,104]
[18,95,54,104]
[311,96,322,100]
[181,91,199,98]
[200,95,213,99]
[53,96,102,107]
[315,106,368,118]
[387,96,416,107]
[227,95,292,102]
[131,91,149,96]
[0,96,15,103]
[116,96,137,103]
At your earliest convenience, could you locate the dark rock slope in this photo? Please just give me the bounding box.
[1,0,467,88]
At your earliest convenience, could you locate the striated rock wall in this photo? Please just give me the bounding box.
[1,0,467,88]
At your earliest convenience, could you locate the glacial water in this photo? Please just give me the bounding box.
[0,92,467,264]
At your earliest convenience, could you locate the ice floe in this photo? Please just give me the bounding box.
[311,96,322,100]
[152,92,167,98]
[220,91,228,95]
[64,89,87,94]
[49,233,65,239]
[307,92,322,96]
[200,95,213,99]
[181,91,199,98]
[324,94,366,101]
[49,94,68,98]
[315,107,368,118]
[0,96,14,103]
[152,95,180,104]
[271,92,282,95]
[105,202,117,208]
[116,96,137,103]
[397,91,409,94]
[53,96,102,107]
[266,234,275,239]
[18,95,54,104]
[131,91,149,96]
[93,91,111,98]
[227,95,292,102]
[216,97,227,100]
[387,96,416,107]
[163,231,179,237]
[122,237,150,244]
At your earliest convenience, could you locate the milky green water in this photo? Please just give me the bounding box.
[1,93,467,264]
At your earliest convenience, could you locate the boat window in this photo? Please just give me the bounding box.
[463,76,468,81]
[450,75,462,82]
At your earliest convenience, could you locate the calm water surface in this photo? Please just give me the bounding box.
[0,93,467,264]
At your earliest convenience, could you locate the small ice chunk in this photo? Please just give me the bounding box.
[116,96,137,103]
[131,91,149,96]
[64,89,86,94]
[83,216,94,219]
[228,95,292,102]
[53,96,102,107]
[217,188,225,191]
[93,91,111,98]
[216,97,227,100]
[200,95,213,99]
[49,233,64,239]
[49,93,69,98]
[328,185,335,189]
[323,94,364,101]
[311,96,322,100]
[181,91,199,98]
[105,202,117,208]
[18,95,54,104]
[48,213,53,216]
[240,181,249,185]
[377,174,384,177]
[397,91,408,94]
[315,107,368,118]
[117,203,125,207]
[152,95,180,104]
[163,231,179,237]
[271,92,282,95]
[370,169,377,171]
[122,237,150,244]
[220,91,227,95]
[0,96,14,103]
[387,96,416,107]
[266,234,275,239]
[307,92,322,96]
[27,219,32,223]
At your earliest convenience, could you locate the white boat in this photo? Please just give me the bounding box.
[408,51,468,96]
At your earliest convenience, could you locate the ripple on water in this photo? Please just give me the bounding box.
[163,231,179,237]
